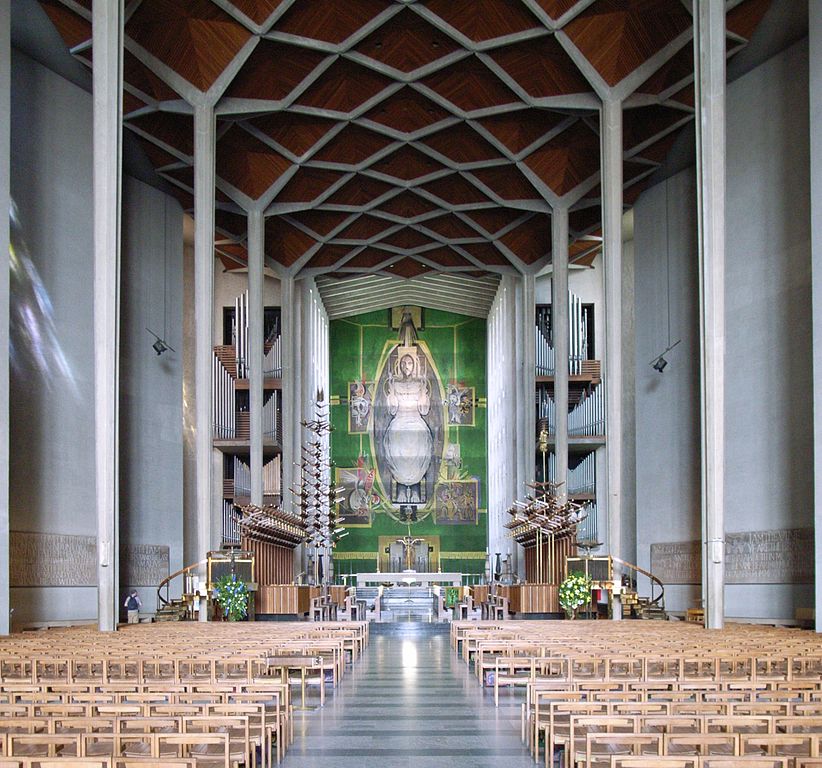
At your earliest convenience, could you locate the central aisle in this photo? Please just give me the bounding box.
[283,624,536,768]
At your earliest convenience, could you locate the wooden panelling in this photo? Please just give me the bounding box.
[376,190,439,218]
[489,36,591,98]
[421,213,482,240]
[368,145,445,181]
[381,226,435,250]
[459,241,509,266]
[341,248,395,270]
[523,119,600,196]
[38,1,90,48]
[287,210,351,237]
[242,536,294,588]
[217,125,292,199]
[305,244,356,269]
[337,214,394,241]
[421,174,490,205]
[312,125,395,165]
[127,0,252,92]
[418,246,472,268]
[421,0,542,42]
[274,0,393,44]
[470,166,542,201]
[323,175,394,207]
[533,0,580,21]
[364,86,453,134]
[421,56,521,113]
[385,257,433,279]
[499,214,551,265]
[124,50,181,101]
[727,0,773,40]
[569,205,601,235]
[225,40,328,101]
[463,207,525,235]
[256,585,298,614]
[523,533,576,587]
[249,112,336,158]
[420,123,504,164]
[216,210,249,238]
[296,58,394,113]
[477,109,566,154]
[623,104,689,151]
[128,111,194,156]
[563,0,692,87]
[227,0,288,25]
[636,43,693,96]
[265,217,318,265]
[274,167,344,204]
[354,8,462,72]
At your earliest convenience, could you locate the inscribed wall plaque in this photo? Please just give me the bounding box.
[650,528,814,585]
[9,532,169,587]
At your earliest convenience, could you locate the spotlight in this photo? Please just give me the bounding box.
[648,339,680,373]
[147,328,175,356]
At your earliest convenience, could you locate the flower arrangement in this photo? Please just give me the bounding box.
[558,571,593,619]
[213,574,248,622]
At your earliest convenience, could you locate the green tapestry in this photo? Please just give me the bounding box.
[330,307,487,575]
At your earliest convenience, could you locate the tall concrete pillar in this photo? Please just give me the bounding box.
[280,276,301,578]
[694,0,726,630]
[247,210,264,506]
[552,207,570,500]
[0,0,10,636]
[810,0,822,634]
[93,0,124,632]
[194,103,216,605]
[601,98,623,618]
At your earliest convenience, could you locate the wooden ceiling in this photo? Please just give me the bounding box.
[41,0,772,280]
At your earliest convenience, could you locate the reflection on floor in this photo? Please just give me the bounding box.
[283,623,535,768]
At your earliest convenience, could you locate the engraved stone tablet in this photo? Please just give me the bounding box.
[651,528,813,585]
[9,532,170,587]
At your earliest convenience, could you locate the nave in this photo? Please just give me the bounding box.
[284,624,534,768]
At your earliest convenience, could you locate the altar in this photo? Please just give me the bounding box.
[356,571,462,586]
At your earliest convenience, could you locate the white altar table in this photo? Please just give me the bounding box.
[356,572,462,586]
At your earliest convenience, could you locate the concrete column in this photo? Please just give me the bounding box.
[0,0,10,636]
[93,0,124,632]
[194,103,216,605]
[280,276,301,578]
[515,273,535,576]
[810,0,822,633]
[552,207,570,500]
[247,210,264,506]
[694,0,726,630]
[601,98,623,619]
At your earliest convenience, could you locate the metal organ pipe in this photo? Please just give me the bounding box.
[212,356,236,439]
[568,382,605,436]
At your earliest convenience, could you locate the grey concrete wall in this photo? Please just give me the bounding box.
[810,0,822,633]
[9,50,184,625]
[634,39,813,620]
[119,176,184,616]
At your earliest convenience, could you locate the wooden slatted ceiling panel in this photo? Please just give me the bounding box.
[354,8,463,73]
[224,41,329,102]
[39,0,776,279]
[126,0,252,92]
[563,0,692,87]
[227,0,288,26]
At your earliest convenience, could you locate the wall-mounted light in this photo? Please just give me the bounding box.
[147,328,175,356]
[650,181,681,374]
[650,339,680,373]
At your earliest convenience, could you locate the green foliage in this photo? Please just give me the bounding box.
[558,571,593,617]
[213,574,248,622]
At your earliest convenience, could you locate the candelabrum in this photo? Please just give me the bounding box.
[293,389,346,584]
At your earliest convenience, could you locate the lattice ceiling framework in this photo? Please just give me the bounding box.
[41,0,771,283]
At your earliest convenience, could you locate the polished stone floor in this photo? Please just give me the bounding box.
[283,624,534,768]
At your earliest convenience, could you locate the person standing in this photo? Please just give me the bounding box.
[123,590,142,624]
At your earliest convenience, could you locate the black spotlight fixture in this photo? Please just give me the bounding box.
[649,339,680,373]
[147,328,175,356]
